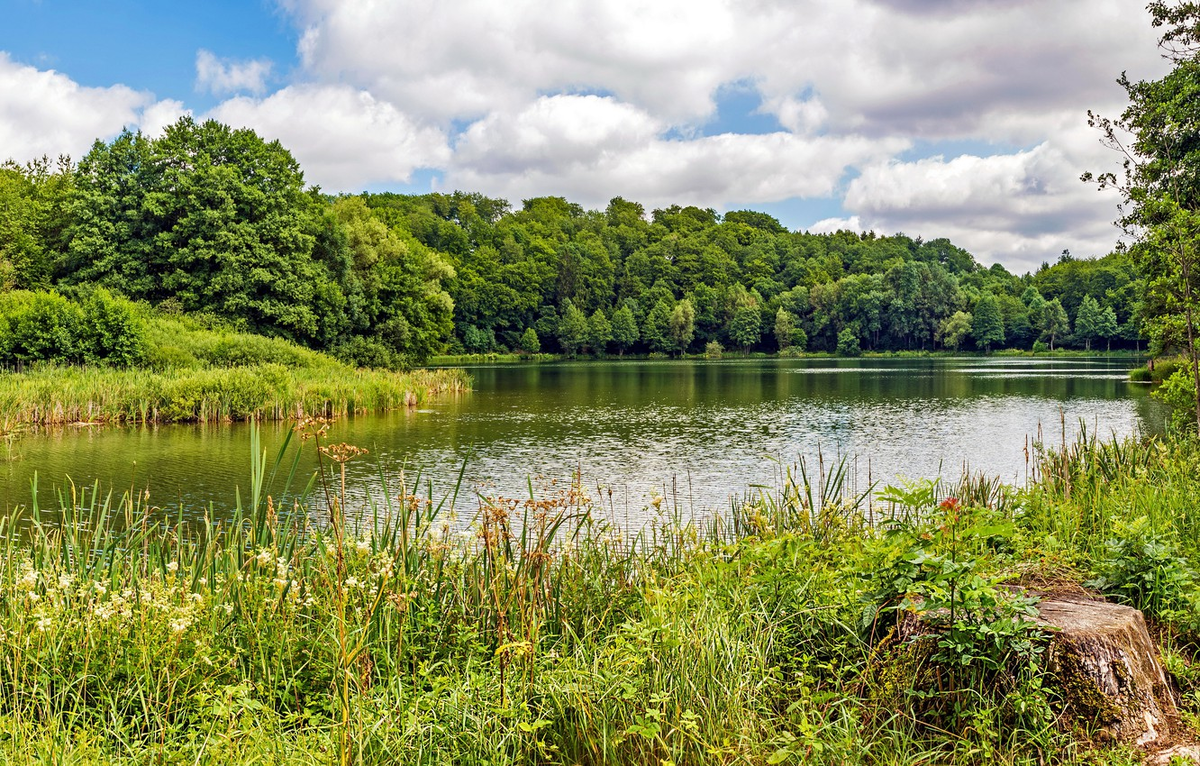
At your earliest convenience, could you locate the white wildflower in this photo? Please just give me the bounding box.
[27,592,40,603]
[57,573,75,590]
[35,617,52,632]
[188,593,203,603]
[16,567,38,591]
[355,539,371,556]
[166,561,179,573]
[168,617,190,634]
[255,548,274,567]
[344,577,360,589]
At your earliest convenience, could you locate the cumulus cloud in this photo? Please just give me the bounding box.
[208,84,450,189]
[195,49,273,95]
[830,129,1124,271]
[0,53,165,162]
[443,94,908,211]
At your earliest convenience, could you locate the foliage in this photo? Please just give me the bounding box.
[0,288,145,368]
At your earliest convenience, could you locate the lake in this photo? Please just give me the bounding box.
[0,356,1166,526]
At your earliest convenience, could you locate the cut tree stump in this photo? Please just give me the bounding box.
[1036,596,1181,749]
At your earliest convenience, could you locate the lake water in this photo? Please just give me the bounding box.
[0,356,1167,526]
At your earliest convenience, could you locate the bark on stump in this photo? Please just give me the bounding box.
[1036,597,1180,749]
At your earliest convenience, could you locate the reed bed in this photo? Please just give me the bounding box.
[0,426,1196,764]
[0,364,470,425]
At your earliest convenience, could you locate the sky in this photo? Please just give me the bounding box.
[0,0,1176,273]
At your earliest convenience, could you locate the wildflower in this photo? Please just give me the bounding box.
[256,548,274,567]
[169,617,190,634]
[57,573,75,590]
[35,617,52,632]
[16,567,38,591]
[344,576,360,589]
[222,604,234,615]
[355,539,371,556]
[27,592,40,603]
[166,561,179,573]
[197,577,208,587]
[188,593,203,603]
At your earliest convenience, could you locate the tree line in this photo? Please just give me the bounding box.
[0,116,1144,366]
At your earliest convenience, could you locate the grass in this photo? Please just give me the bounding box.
[0,363,469,425]
[1,421,1196,764]
[0,311,470,425]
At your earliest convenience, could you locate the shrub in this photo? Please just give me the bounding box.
[704,340,723,358]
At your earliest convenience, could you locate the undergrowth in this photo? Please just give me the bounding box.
[0,426,1197,764]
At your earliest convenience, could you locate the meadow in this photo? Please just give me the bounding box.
[1,423,1197,765]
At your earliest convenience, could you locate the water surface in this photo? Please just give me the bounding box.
[0,356,1165,525]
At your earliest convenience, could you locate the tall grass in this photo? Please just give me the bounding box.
[1,425,1194,764]
[0,364,469,425]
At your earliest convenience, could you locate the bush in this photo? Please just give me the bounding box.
[1032,340,1049,353]
[0,288,146,368]
[1086,517,1200,635]
[704,340,723,358]
[331,336,404,370]
[836,328,861,357]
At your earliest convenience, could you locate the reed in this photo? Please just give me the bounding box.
[0,363,469,425]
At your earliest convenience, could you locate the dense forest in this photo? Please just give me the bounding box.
[0,116,1143,367]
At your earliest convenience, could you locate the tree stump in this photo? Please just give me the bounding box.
[1037,597,1179,748]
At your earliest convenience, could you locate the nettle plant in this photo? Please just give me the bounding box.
[871,491,1047,674]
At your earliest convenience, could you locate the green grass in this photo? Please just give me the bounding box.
[0,311,470,425]
[1,425,1195,764]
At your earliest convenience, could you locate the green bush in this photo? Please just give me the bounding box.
[1086,517,1200,635]
[0,288,146,368]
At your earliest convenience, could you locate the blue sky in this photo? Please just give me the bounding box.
[0,0,1172,272]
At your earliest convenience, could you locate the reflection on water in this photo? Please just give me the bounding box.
[0,356,1167,526]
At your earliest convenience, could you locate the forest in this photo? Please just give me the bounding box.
[0,117,1141,369]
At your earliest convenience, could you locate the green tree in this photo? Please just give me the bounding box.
[971,293,1005,351]
[1040,299,1070,350]
[1074,294,1103,351]
[519,327,540,355]
[728,303,761,351]
[668,298,696,355]
[556,300,589,356]
[1085,5,1200,428]
[643,300,673,354]
[611,304,638,355]
[938,311,974,351]
[65,117,325,341]
[587,308,612,355]
[774,307,797,351]
[1097,305,1119,351]
[331,197,455,363]
[836,326,861,356]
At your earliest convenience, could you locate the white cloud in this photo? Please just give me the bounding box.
[208,84,451,189]
[195,49,273,95]
[0,52,166,162]
[443,95,908,211]
[138,99,191,138]
[833,131,1123,270]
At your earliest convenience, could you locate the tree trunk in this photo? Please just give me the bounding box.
[1038,597,1181,749]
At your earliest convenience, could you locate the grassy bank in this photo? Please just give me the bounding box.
[0,363,469,425]
[1,428,1198,764]
[0,309,470,426]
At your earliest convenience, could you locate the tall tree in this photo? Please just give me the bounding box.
[1074,294,1103,351]
[611,304,638,355]
[1041,299,1070,351]
[66,117,324,341]
[668,298,696,355]
[1085,4,1200,428]
[971,293,1005,351]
